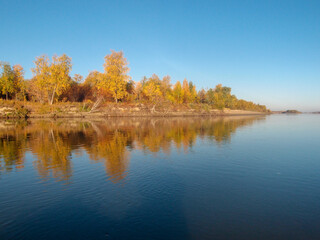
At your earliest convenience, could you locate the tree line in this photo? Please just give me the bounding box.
[0,50,268,112]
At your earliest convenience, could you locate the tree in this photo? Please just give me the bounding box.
[0,63,15,100]
[198,89,207,103]
[101,50,131,103]
[125,80,135,102]
[142,78,162,103]
[60,74,84,102]
[188,81,197,103]
[225,94,237,109]
[212,84,234,109]
[206,88,215,104]
[160,75,172,99]
[172,81,183,104]
[85,70,102,87]
[135,81,143,101]
[182,79,190,103]
[73,74,83,83]
[31,54,72,104]
[0,51,269,112]
[13,64,25,100]
[141,74,162,102]
[84,70,104,100]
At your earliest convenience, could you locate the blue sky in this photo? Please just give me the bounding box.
[1,0,319,111]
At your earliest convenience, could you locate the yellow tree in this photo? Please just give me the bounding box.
[32,54,72,104]
[142,79,162,103]
[160,75,172,99]
[172,81,183,104]
[189,81,197,103]
[198,88,207,103]
[49,54,72,104]
[13,64,25,100]
[73,74,83,83]
[0,63,15,100]
[30,56,50,103]
[101,50,131,103]
[84,70,105,100]
[182,79,190,103]
[85,70,102,87]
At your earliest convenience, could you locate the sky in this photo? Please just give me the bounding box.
[1,0,319,111]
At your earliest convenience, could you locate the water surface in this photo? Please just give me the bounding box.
[0,115,319,239]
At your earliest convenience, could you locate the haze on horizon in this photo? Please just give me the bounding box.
[1,0,319,112]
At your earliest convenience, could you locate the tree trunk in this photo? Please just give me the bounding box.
[151,104,157,113]
[49,87,56,105]
[49,92,55,105]
[6,92,8,100]
[90,96,104,113]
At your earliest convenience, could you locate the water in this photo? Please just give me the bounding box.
[0,114,319,240]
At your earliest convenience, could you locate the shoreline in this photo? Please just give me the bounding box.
[0,102,269,119]
[27,110,268,119]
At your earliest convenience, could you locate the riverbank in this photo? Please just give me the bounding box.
[29,109,267,118]
[0,101,269,119]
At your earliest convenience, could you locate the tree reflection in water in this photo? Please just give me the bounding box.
[0,116,265,182]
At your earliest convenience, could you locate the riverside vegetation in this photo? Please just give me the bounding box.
[0,51,269,118]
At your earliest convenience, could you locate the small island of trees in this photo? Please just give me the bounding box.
[0,50,268,116]
[284,110,301,114]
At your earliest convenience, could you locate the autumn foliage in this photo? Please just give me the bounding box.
[0,51,268,112]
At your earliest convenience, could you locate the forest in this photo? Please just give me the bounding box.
[0,50,268,113]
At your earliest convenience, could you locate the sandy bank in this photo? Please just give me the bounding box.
[0,103,269,119]
[28,109,267,119]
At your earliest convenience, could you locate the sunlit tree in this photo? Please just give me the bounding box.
[142,74,162,103]
[188,81,197,103]
[0,63,15,100]
[171,81,183,104]
[12,64,25,100]
[143,80,162,103]
[160,75,172,99]
[182,79,190,103]
[100,50,131,103]
[31,54,72,104]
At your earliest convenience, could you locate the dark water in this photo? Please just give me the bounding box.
[0,115,319,240]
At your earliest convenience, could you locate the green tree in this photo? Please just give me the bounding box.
[212,84,235,109]
[206,88,215,104]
